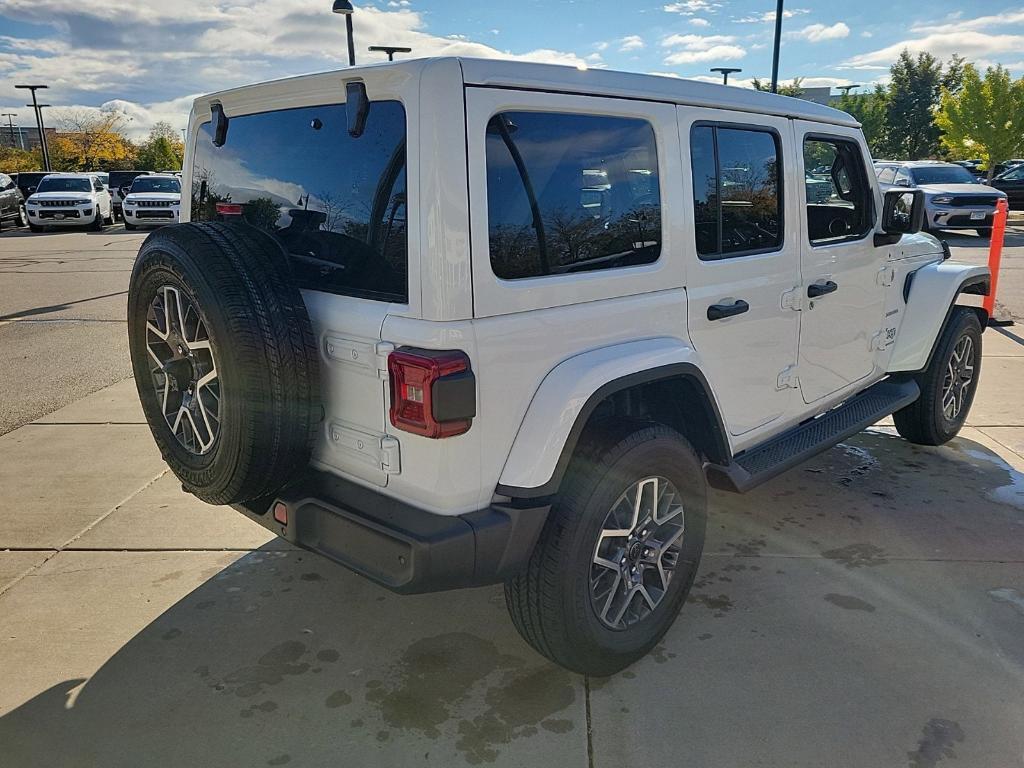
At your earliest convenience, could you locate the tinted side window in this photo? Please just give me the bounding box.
[690,124,782,260]
[803,137,873,245]
[485,111,661,280]
[191,101,408,303]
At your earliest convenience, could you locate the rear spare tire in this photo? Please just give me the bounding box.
[127,222,321,505]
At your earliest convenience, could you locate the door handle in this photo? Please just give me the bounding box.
[707,299,750,321]
[807,280,838,298]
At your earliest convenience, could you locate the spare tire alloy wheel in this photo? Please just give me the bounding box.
[145,285,220,455]
[591,476,685,630]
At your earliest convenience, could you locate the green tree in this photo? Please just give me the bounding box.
[136,122,184,171]
[752,76,805,97]
[835,85,890,157]
[937,63,1024,181]
[880,50,944,159]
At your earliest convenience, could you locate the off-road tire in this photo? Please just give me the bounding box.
[893,307,982,446]
[15,206,28,227]
[128,222,321,505]
[91,211,104,231]
[505,423,707,676]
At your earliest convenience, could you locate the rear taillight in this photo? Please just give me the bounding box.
[216,202,244,216]
[388,348,475,438]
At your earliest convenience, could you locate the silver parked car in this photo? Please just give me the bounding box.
[875,160,1006,236]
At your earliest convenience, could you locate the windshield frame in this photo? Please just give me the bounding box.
[35,177,93,194]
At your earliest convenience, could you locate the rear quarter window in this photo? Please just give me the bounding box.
[190,100,408,303]
[484,111,661,280]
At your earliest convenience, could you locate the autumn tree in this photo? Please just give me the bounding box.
[0,145,42,172]
[50,109,136,171]
[937,64,1024,181]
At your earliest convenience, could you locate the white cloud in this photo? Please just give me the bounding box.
[842,31,1024,70]
[664,44,746,65]
[735,8,809,23]
[689,18,711,27]
[911,10,1024,34]
[789,22,851,42]
[661,33,745,65]
[618,35,645,52]
[663,0,720,15]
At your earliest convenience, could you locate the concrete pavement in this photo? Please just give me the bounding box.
[0,330,1021,767]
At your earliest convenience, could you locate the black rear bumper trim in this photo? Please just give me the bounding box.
[233,470,548,594]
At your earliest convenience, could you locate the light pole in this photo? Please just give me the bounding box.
[1,113,17,149]
[369,45,412,62]
[16,84,51,170]
[769,0,784,93]
[836,84,860,97]
[332,0,356,66]
[710,67,742,85]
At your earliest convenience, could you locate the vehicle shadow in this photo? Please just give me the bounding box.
[0,430,1021,767]
[937,227,1024,249]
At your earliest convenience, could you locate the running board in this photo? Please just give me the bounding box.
[705,378,920,493]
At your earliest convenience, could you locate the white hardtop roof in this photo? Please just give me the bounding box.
[41,172,98,177]
[200,56,860,129]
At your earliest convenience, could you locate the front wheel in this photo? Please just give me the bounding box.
[977,227,992,238]
[15,205,27,227]
[505,423,707,675]
[28,223,43,233]
[893,307,982,445]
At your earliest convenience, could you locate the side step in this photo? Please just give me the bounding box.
[706,377,920,493]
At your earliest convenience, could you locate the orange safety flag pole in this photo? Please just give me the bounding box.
[983,198,1009,322]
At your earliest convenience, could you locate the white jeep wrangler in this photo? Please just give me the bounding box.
[127,58,990,675]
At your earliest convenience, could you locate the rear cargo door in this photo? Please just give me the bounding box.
[186,93,411,486]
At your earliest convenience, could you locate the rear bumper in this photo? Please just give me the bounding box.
[233,470,549,594]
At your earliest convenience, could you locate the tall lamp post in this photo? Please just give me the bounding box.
[369,45,412,61]
[836,84,860,97]
[332,0,356,66]
[769,0,784,93]
[1,113,17,149]
[710,67,742,85]
[16,84,51,171]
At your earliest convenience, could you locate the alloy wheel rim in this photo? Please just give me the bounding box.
[590,476,685,631]
[941,334,975,422]
[145,285,221,455]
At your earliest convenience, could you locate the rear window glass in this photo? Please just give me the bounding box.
[485,111,661,280]
[131,177,181,194]
[190,100,408,303]
[36,178,92,193]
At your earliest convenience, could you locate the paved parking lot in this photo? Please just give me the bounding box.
[1,225,1023,766]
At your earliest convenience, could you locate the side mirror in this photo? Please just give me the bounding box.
[875,188,925,245]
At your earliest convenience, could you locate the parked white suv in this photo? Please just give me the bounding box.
[122,174,181,230]
[127,59,990,675]
[25,173,112,232]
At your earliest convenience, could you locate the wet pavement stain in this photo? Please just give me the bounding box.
[362,633,524,740]
[325,690,352,709]
[824,593,876,612]
[907,718,965,768]
[454,667,576,765]
[266,754,291,766]
[240,700,279,719]
[821,542,889,568]
[300,572,323,582]
[688,593,734,616]
[724,537,767,557]
[218,640,311,698]
[317,648,340,663]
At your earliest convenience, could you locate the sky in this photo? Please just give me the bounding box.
[1,0,1022,139]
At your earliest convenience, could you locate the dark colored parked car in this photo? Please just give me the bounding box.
[107,170,152,219]
[992,164,1024,210]
[0,173,28,230]
[13,171,49,200]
